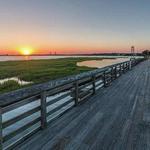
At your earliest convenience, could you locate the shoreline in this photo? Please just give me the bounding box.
[0,55,139,62]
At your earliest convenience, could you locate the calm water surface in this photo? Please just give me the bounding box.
[77,58,130,68]
[0,55,134,62]
[0,77,33,85]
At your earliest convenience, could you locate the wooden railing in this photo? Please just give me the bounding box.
[0,58,145,149]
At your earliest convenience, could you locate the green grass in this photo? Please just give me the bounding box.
[0,57,112,94]
[0,80,23,94]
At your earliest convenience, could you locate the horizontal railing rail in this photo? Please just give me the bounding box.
[0,58,145,149]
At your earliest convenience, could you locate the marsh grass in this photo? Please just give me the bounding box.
[0,80,27,93]
[0,57,112,94]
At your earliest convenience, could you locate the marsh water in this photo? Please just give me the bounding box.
[77,58,130,68]
[0,77,33,85]
[0,55,134,62]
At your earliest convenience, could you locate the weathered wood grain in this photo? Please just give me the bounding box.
[40,92,47,129]
[0,58,145,149]
[15,59,150,150]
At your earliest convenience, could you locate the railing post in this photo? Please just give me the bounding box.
[115,66,117,79]
[92,75,96,94]
[132,59,135,66]
[0,108,2,150]
[123,63,125,73]
[129,60,132,70]
[103,71,107,87]
[74,81,79,106]
[111,67,114,81]
[127,62,129,70]
[119,64,122,76]
[40,92,47,129]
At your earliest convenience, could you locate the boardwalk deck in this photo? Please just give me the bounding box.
[16,60,150,150]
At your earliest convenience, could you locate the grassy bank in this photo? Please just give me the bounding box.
[0,57,108,94]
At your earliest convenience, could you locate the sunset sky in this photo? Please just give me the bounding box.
[0,0,150,55]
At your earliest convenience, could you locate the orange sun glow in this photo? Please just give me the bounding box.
[20,47,33,55]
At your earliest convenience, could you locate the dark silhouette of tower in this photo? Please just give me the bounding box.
[131,46,135,59]
[131,46,135,55]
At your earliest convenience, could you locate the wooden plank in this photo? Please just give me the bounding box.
[0,108,3,150]
[46,83,73,97]
[46,92,72,107]
[3,106,40,129]
[79,88,93,99]
[114,66,117,79]
[5,127,41,150]
[78,81,92,91]
[129,60,132,70]
[92,76,96,94]
[103,71,107,87]
[64,112,103,150]
[119,64,122,75]
[95,82,103,88]
[46,99,74,117]
[2,95,40,114]
[47,105,74,124]
[3,117,41,142]
[95,73,103,79]
[78,77,91,84]
[74,81,79,106]
[111,67,114,81]
[40,92,47,129]
[79,91,93,102]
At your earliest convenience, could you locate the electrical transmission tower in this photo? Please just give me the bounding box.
[131,46,135,59]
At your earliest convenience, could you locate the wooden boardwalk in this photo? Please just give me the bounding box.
[16,60,150,150]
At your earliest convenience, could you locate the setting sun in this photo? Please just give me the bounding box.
[20,47,33,55]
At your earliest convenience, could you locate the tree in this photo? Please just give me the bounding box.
[142,50,150,55]
[142,50,150,58]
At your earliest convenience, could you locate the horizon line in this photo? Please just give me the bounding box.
[0,52,143,56]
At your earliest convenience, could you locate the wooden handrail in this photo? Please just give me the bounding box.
[0,60,133,107]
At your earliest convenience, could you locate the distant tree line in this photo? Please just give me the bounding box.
[142,50,150,58]
[142,50,150,56]
[91,53,143,56]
